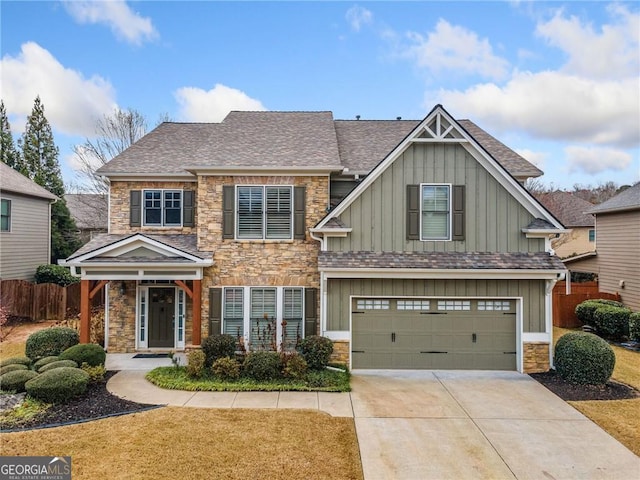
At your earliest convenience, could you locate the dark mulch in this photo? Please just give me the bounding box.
[530,370,640,402]
[1,371,157,432]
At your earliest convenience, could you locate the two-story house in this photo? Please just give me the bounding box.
[61,105,566,373]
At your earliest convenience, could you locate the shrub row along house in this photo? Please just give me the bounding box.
[60,105,567,373]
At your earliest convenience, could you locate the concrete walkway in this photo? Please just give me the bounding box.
[105,355,639,479]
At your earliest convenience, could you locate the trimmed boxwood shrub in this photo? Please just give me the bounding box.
[0,356,32,368]
[38,359,79,373]
[0,369,39,393]
[0,364,29,376]
[212,356,241,380]
[593,305,631,338]
[25,367,89,403]
[299,336,334,370]
[629,312,640,342]
[575,299,625,327]
[201,334,236,367]
[186,350,206,378]
[34,264,79,286]
[25,327,80,360]
[554,332,615,385]
[33,356,61,371]
[243,352,282,381]
[59,343,106,367]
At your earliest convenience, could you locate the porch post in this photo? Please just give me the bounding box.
[80,279,90,343]
[192,279,202,345]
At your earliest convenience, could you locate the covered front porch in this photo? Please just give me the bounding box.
[60,233,213,352]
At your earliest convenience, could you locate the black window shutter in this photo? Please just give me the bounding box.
[452,185,465,241]
[406,185,420,240]
[222,185,235,239]
[183,191,195,227]
[304,288,318,337]
[209,288,222,335]
[294,186,306,240]
[130,190,141,227]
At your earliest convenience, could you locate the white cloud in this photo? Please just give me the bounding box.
[536,4,639,80]
[403,19,510,80]
[346,6,373,32]
[565,146,632,174]
[174,84,266,122]
[515,148,547,169]
[437,71,639,148]
[63,0,158,45]
[1,42,117,136]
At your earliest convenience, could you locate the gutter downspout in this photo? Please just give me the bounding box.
[49,197,57,264]
[547,271,566,369]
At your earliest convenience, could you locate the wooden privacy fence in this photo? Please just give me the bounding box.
[0,280,104,321]
[552,281,622,328]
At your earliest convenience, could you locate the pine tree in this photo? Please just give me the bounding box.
[0,100,20,170]
[18,96,80,262]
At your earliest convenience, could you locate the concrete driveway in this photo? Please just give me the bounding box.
[351,370,639,480]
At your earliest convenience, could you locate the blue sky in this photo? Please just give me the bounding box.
[2,1,638,190]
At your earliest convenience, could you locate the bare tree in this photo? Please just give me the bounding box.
[572,181,621,204]
[524,178,553,194]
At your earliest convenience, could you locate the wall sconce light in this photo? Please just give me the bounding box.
[120,281,126,295]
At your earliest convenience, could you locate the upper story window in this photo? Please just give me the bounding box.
[143,190,182,226]
[421,184,450,240]
[588,229,595,242]
[1,199,11,232]
[237,186,292,239]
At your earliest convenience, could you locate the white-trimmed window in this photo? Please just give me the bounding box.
[1,199,11,232]
[397,300,430,311]
[478,300,512,311]
[143,189,182,226]
[237,186,292,239]
[438,300,471,311]
[356,299,390,310]
[421,184,450,240]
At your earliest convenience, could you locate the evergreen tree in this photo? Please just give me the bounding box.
[0,100,20,170]
[18,96,80,262]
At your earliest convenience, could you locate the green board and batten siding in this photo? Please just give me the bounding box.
[326,143,545,253]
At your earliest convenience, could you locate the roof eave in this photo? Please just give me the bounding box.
[183,165,343,175]
[319,267,566,280]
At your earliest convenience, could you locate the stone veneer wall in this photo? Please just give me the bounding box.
[198,175,329,339]
[107,281,136,352]
[522,342,550,373]
[109,180,197,234]
[330,340,349,365]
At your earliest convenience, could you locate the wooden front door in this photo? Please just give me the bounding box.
[148,288,175,348]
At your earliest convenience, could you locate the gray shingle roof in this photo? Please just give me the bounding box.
[588,183,640,214]
[318,251,566,271]
[64,194,108,230]
[0,162,58,200]
[534,191,594,227]
[67,233,209,261]
[96,111,542,179]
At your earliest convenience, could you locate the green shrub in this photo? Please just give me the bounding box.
[186,350,206,378]
[33,356,60,371]
[593,305,631,338]
[80,363,106,383]
[299,336,334,370]
[0,364,29,376]
[575,299,625,327]
[630,312,640,342]
[281,352,307,379]
[0,370,39,393]
[211,356,241,380]
[59,343,106,367]
[34,264,79,286]
[554,332,615,385]
[38,360,78,373]
[243,352,281,381]
[25,367,89,404]
[25,327,80,360]
[201,334,236,367]
[0,356,32,368]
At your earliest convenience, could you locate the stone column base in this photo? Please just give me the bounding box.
[523,342,550,373]
[330,340,349,365]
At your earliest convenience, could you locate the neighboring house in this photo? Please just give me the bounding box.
[0,162,57,280]
[61,105,566,373]
[65,194,108,243]
[568,184,639,311]
[534,191,595,259]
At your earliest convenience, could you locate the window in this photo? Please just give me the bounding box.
[223,288,244,338]
[589,229,595,242]
[282,288,303,350]
[143,190,182,226]
[397,300,430,311]
[438,300,471,311]
[478,301,511,311]
[1,199,11,232]
[356,299,390,310]
[421,185,450,240]
[237,186,292,239]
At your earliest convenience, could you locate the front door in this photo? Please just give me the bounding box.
[148,288,175,348]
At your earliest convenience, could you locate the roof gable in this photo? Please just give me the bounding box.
[588,183,640,214]
[0,163,58,201]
